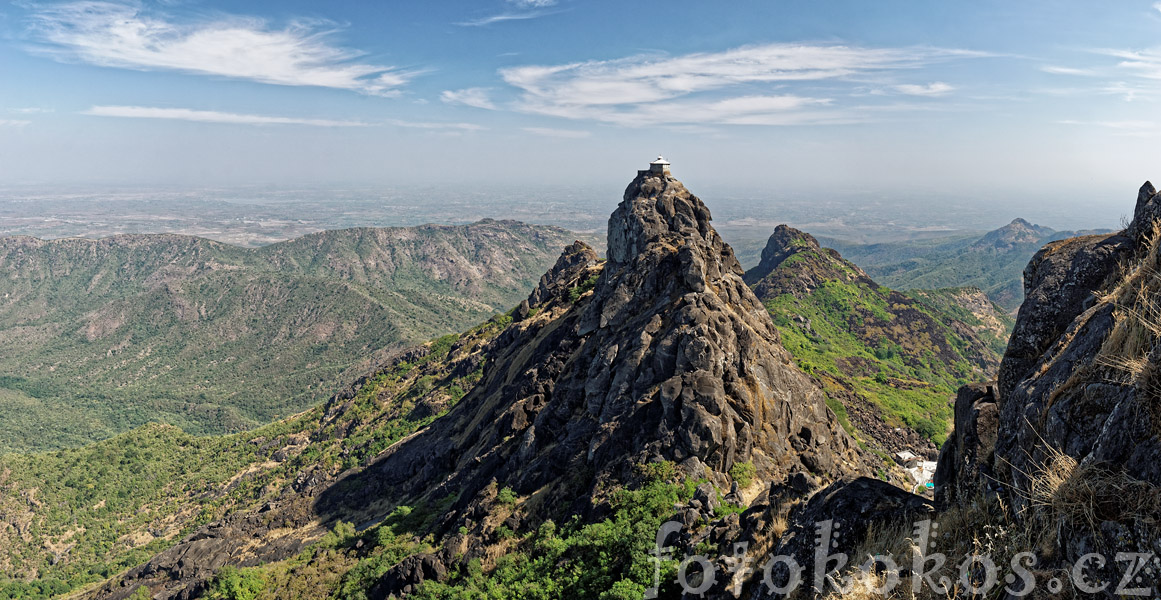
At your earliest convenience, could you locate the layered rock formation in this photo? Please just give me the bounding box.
[326,169,866,531]
[88,168,869,599]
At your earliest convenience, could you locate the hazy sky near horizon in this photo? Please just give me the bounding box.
[2,0,1161,208]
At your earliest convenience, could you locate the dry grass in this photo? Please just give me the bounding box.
[816,444,1160,599]
[1094,220,1161,431]
[1028,446,1161,534]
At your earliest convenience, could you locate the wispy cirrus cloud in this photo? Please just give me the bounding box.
[1058,119,1156,129]
[82,105,485,130]
[894,82,954,96]
[500,43,981,126]
[10,107,54,114]
[83,105,372,126]
[522,126,589,138]
[26,2,417,96]
[385,119,485,131]
[455,0,561,27]
[1040,65,1100,76]
[441,87,496,109]
[0,120,32,127]
[455,11,553,27]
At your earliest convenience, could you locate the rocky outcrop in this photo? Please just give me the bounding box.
[524,240,599,307]
[932,382,998,508]
[91,169,871,599]
[743,225,866,299]
[330,171,866,531]
[756,477,933,599]
[934,180,1161,594]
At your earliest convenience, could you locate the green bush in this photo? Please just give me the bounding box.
[728,461,756,488]
[205,566,265,600]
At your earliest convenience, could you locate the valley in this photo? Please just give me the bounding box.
[0,221,576,452]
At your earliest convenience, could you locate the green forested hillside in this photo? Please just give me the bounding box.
[0,221,575,452]
[0,311,515,598]
[822,219,1112,312]
[746,225,1012,447]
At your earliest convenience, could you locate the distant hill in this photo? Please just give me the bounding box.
[745,225,1012,451]
[0,220,577,452]
[822,219,1113,311]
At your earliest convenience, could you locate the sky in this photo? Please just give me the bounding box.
[2,0,1161,219]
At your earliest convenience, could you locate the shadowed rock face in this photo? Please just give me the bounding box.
[937,181,1161,592]
[86,169,868,599]
[933,382,999,508]
[335,170,866,520]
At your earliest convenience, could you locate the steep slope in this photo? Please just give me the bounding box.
[59,167,868,600]
[0,221,575,452]
[833,219,1113,312]
[743,225,1007,451]
[749,181,1161,599]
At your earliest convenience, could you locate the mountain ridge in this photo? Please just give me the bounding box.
[56,168,870,600]
[0,220,578,452]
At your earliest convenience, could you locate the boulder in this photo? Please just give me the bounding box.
[933,382,999,508]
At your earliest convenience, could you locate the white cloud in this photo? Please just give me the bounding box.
[1154,1,1161,14]
[893,82,954,96]
[28,2,416,96]
[83,105,371,126]
[10,107,54,114]
[1041,65,1099,76]
[1100,47,1161,80]
[81,106,484,130]
[385,119,485,131]
[509,0,557,7]
[500,43,979,125]
[0,120,32,127]
[441,88,497,110]
[455,12,548,27]
[522,126,590,138]
[1058,119,1156,129]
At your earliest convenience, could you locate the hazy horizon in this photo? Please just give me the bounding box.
[3,0,1161,208]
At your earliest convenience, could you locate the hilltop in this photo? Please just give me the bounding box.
[0,167,874,599]
[743,225,1010,455]
[0,220,576,452]
[824,219,1113,311]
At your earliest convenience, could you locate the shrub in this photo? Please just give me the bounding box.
[728,460,756,488]
[205,566,265,600]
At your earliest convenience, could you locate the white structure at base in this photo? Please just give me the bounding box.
[649,155,671,174]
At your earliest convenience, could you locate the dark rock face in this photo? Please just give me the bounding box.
[997,232,1132,401]
[526,240,599,307]
[341,172,864,514]
[314,171,867,596]
[1127,180,1159,241]
[754,477,933,599]
[84,170,870,600]
[933,180,1161,594]
[369,554,447,599]
[933,382,999,508]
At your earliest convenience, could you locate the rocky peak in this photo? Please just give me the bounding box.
[605,170,739,280]
[1127,180,1160,241]
[88,169,871,600]
[743,223,868,297]
[323,168,866,534]
[756,225,819,273]
[524,240,598,307]
[971,217,1053,252]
